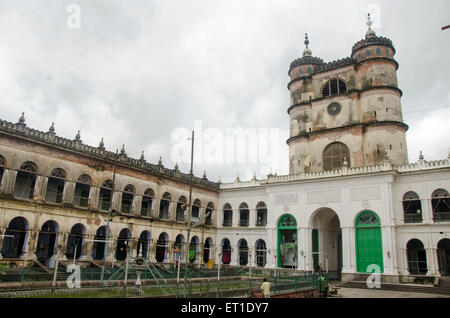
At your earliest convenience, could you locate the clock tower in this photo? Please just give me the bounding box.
[287,15,409,174]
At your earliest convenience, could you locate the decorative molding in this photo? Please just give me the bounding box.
[351,187,380,201]
[275,193,298,206]
[307,190,341,204]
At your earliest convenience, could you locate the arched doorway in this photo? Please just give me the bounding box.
[309,208,342,278]
[437,238,450,276]
[189,236,199,263]
[1,217,28,258]
[221,238,231,265]
[355,210,384,273]
[255,239,267,267]
[35,220,59,267]
[277,214,298,268]
[407,239,427,275]
[238,239,248,266]
[115,229,131,261]
[203,238,212,264]
[65,224,85,261]
[156,233,168,263]
[137,231,150,258]
[92,226,107,260]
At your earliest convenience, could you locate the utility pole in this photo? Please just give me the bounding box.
[100,149,119,282]
[183,130,195,297]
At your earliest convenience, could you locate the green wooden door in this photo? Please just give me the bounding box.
[312,229,319,270]
[355,211,384,273]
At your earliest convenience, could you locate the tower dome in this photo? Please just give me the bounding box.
[289,33,324,81]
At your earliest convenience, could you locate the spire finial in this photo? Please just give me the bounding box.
[120,144,126,155]
[140,150,145,161]
[75,130,81,141]
[419,150,424,161]
[365,13,376,38]
[158,156,163,166]
[98,138,105,150]
[174,161,179,171]
[302,32,312,57]
[49,122,55,133]
[18,112,26,125]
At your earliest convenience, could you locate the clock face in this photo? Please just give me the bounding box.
[328,102,341,115]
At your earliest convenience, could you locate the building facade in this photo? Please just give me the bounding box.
[0,17,449,283]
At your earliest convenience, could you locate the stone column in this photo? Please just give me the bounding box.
[63,182,76,205]
[25,229,38,261]
[134,195,143,216]
[168,200,176,221]
[89,186,100,210]
[341,226,354,274]
[152,199,161,218]
[401,248,410,276]
[111,191,121,212]
[1,169,17,195]
[33,175,45,201]
[430,247,440,277]
[249,208,256,228]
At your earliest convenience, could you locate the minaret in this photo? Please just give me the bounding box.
[287,17,409,175]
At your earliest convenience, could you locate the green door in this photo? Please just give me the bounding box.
[277,214,298,268]
[312,229,319,270]
[355,211,384,273]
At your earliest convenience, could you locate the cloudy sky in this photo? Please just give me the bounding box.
[0,0,448,183]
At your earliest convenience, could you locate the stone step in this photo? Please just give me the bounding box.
[338,281,450,295]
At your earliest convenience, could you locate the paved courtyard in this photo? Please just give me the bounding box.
[335,288,450,298]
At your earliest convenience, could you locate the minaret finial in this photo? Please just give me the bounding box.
[303,33,312,57]
[365,13,376,38]
[49,122,55,133]
[75,130,81,141]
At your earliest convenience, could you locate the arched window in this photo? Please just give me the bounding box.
[115,228,131,261]
[141,188,154,217]
[221,238,231,265]
[74,174,91,207]
[205,202,214,226]
[256,239,267,267]
[407,239,427,275]
[98,179,113,211]
[239,203,249,227]
[203,238,213,263]
[173,234,185,261]
[437,239,450,276]
[121,184,135,214]
[35,220,59,267]
[156,232,169,263]
[0,155,6,187]
[137,231,150,258]
[238,239,249,266]
[45,168,66,204]
[14,161,38,199]
[322,78,347,97]
[191,199,201,221]
[256,202,267,227]
[323,142,350,171]
[432,189,450,222]
[403,192,422,223]
[176,196,187,222]
[1,217,28,258]
[65,224,85,260]
[189,236,199,263]
[92,226,107,260]
[159,192,171,220]
[223,203,233,227]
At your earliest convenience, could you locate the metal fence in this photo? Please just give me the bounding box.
[0,265,325,298]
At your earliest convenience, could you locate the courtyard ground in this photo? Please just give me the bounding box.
[335,287,450,298]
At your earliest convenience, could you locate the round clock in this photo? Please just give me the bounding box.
[328,102,341,115]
